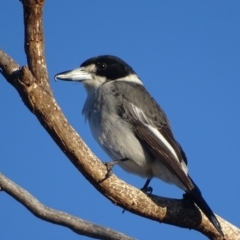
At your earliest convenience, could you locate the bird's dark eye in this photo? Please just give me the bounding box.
[96,62,107,71]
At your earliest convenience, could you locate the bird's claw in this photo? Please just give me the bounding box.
[103,162,114,178]
[141,186,153,195]
[103,158,129,179]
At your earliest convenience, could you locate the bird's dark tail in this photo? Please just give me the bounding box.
[187,176,224,236]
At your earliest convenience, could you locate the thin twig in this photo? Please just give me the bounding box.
[0,173,135,240]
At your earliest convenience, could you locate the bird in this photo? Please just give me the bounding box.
[55,55,223,236]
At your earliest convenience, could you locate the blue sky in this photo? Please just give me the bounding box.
[1,1,240,239]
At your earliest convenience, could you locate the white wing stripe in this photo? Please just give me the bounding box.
[131,104,153,125]
[147,125,179,162]
[128,104,180,163]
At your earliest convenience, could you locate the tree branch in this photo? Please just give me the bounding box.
[22,0,50,89]
[1,0,239,239]
[0,173,134,240]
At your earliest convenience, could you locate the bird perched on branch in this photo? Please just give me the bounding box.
[55,55,223,236]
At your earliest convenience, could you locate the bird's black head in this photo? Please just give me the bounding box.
[55,55,142,93]
[81,55,136,81]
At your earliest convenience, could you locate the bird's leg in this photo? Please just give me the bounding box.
[141,178,153,194]
[104,158,129,178]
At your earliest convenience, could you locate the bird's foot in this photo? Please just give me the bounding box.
[141,186,153,195]
[103,158,129,179]
[103,162,114,179]
[140,178,153,195]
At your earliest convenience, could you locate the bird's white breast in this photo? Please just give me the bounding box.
[82,85,153,178]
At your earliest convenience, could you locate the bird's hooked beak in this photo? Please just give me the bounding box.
[54,67,93,82]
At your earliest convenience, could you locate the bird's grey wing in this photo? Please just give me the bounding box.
[114,82,188,165]
[118,86,224,235]
[115,82,193,190]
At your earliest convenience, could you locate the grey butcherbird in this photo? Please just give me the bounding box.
[55,55,223,236]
